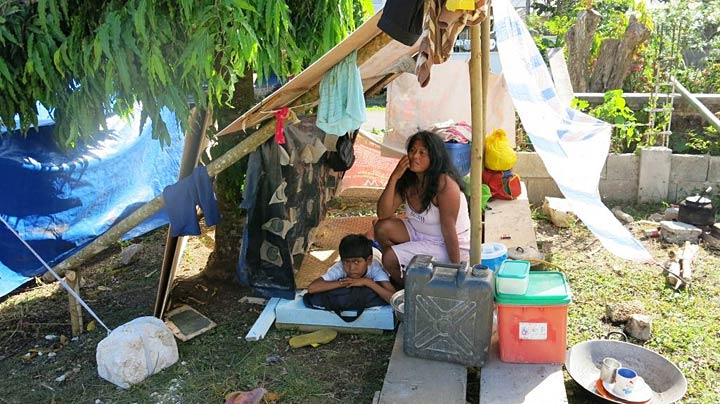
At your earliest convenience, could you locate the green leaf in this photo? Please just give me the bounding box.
[0,58,13,81]
[233,0,256,12]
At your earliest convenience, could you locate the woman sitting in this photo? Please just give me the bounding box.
[374,130,470,287]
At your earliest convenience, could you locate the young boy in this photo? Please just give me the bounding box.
[307,234,396,304]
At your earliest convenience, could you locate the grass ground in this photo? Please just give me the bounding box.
[1,198,718,403]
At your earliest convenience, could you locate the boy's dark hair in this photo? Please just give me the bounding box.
[338,234,373,260]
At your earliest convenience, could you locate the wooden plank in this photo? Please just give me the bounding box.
[245,297,281,342]
[480,183,567,403]
[484,183,537,247]
[378,328,467,404]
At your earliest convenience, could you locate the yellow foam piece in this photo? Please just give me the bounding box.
[288,328,338,348]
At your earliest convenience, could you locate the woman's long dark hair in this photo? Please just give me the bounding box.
[396,131,466,212]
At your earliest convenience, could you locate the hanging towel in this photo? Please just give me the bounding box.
[416,0,488,87]
[377,0,425,46]
[162,166,221,237]
[316,51,366,136]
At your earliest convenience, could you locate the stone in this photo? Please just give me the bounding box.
[542,197,577,227]
[612,207,634,224]
[660,221,702,244]
[664,207,679,221]
[96,316,178,389]
[119,244,143,266]
[625,314,652,341]
[648,213,664,222]
[606,301,645,323]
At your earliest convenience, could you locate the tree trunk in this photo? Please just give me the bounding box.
[203,73,256,280]
[565,9,601,93]
[589,16,651,92]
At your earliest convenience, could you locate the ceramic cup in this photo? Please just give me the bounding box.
[613,367,638,398]
[600,357,621,383]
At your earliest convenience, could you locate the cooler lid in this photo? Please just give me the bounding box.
[495,271,572,305]
[496,260,530,279]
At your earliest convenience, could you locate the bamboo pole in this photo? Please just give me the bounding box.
[469,16,490,265]
[44,33,391,280]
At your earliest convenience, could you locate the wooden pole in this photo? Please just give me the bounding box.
[469,18,488,265]
[672,77,720,133]
[66,270,83,336]
[44,33,391,281]
[154,107,210,318]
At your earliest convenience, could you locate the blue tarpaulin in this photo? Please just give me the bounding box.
[0,105,184,297]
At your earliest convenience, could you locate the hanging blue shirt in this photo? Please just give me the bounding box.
[316,51,366,136]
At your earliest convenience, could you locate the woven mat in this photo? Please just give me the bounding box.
[295,216,375,289]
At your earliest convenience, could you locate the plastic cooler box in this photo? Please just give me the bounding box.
[495,260,530,294]
[481,242,508,271]
[495,271,572,364]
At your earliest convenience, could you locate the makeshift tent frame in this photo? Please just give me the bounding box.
[44,9,493,300]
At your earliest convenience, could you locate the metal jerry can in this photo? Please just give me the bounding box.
[403,255,494,367]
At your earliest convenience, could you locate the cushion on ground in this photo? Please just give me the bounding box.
[275,292,394,331]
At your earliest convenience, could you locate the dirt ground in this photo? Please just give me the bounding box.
[1,197,718,403]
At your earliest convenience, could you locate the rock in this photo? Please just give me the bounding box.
[702,231,720,250]
[664,207,679,221]
[96,316,178,389]
[625,314,652,341]
[648,213,665,222]
[119,244,143,266]
[542,197,577,227]
[507,245,545,262]
[660,220,702,244]
[612,207,634,224]
[606,301,646,323]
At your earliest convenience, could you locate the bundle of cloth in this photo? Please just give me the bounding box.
[378,0,489,87]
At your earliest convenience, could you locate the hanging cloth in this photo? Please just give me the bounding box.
[416,0,488,87]
[377,0,425,46]
[316,51,366,136]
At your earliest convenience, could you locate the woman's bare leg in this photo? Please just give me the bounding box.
[382,247,404,289]
[374,218,410,249]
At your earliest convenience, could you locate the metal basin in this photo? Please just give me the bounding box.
[390,290,404,322]
[566,338,687,403]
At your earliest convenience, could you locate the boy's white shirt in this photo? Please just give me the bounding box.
[320,258,389,283]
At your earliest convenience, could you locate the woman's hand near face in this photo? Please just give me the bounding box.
[390,155,409,181]
[377,155,407,219]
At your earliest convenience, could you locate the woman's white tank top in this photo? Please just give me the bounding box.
[405,192,471,238]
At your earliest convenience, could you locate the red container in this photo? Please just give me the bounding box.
[494,272,571,364]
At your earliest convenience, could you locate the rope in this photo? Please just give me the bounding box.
[0,216,113,334]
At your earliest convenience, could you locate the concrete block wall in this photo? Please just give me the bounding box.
[514,150,719,205]
[601,154,639,203]
[668,155,720,203]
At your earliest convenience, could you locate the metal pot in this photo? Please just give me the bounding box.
[678,187,716,226]
[390,290,404,322]
[565,332,687,403]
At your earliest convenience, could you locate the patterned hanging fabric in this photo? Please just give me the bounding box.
[416,0,489,87]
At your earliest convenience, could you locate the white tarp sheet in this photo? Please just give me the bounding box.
[493,0,653,263]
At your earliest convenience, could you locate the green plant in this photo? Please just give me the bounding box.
[583,90,640,152]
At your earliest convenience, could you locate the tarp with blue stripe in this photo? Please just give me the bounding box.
[0,105,184,297]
